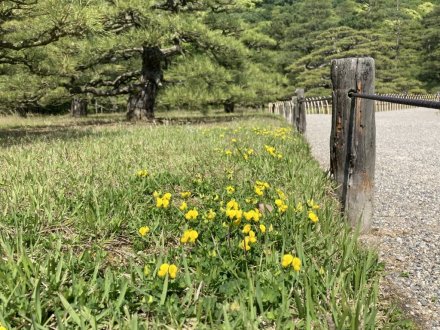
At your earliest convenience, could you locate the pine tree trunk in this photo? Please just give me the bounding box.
[224,102,235,113]
[71,97,88,117]
[126,46,163,120]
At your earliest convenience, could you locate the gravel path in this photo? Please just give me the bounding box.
[305,109,440,329]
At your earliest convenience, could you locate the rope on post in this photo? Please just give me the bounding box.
[348,92,440,110]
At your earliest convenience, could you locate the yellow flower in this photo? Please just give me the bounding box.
[205,209,216,221]
[179,201,188,211]
[180,191,191,198]
[181,229,199,243]
[279,204,288,213]
[231,138,237,143]
[247,148,254,155]
[153,191,160,198]
[276,189,287,200]
[0,323,7,330]
[158,263,170,277]
[157,263,178,279]
[243,154,249,160]
[281,254,294,268]
[136,169,148,177]
[226,209,237,220]
[254,186,264,196]
[225,149,232,156]
[226,186,235,194]
[243,209,261,222]
[226,199,239,210]
[185,209,199,220]
[245,197,258,204]
[275,199,288,213]
[308,210,319,223]
[242,224,252,234]
[156,193,171,208]
[239,239,251,251]
[229,210,242,225]
[256,180,269,189]
[277,153,283,159]
[307,199,320,210]
[292,257,301,272]
[168,264,178,279]
[138,226,150,236]
[259,224,266,233]
[248,230,257,243]
[264,145,277,157]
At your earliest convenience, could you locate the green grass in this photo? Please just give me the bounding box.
[0,116,411,329]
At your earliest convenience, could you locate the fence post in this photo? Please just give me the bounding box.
[330,57,376,233]
[295,88,306,134]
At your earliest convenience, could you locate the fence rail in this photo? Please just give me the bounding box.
[269,93,440,115]
[266,56,439,233]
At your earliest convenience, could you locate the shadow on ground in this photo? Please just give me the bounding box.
[0,119,125,148]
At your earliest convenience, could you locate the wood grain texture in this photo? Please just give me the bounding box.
[330,57,376,232]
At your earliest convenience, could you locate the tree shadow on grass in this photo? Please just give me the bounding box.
[0,120,126,148]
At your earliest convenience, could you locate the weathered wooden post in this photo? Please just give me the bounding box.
[295,88,306,134]
[330,57,376,233]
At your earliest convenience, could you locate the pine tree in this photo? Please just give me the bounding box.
[0,0,99,115]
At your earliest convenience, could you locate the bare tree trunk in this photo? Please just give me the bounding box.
[127,46,163,120]
[71,97,88,117]
[224,101,235,113]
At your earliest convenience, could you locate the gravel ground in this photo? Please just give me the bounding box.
[305,109,440,329]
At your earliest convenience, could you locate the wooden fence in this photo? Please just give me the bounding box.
[269,93,440,115]
[266,57,439,233]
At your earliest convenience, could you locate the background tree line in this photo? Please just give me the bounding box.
[0,0,439,118]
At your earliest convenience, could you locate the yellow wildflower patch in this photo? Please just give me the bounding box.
[242,224,252,234]
[226,199,239,210]
[179,201,188,211]
[281,254,294,268]
[180,191,191,198]
[138,226,150,236]
[205,209,216,221]
[275,199,288,213]
[281,255,301,271]
[185,209,199,220]
[308,210,319,223]
[136,169,149,177]
[156,192,172,208]
[181,229,199,243]
[157,263,178,279]
[243,209,261,222]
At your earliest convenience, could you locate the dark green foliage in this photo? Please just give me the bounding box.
[261,0,440,95]
[0,0,439,115]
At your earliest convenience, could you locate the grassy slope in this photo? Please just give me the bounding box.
[0,116,409,329]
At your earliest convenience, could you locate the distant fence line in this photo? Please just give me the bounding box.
[268,93,440,115]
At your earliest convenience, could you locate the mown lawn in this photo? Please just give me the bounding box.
[0,116,408,329]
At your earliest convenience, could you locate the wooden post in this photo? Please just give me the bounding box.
[330,57,376,233]
[292,96,298,128]
[295,88,306,134]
